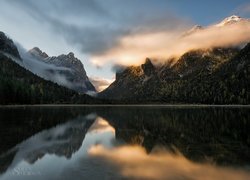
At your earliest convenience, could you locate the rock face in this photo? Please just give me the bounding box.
[0,31,21,59]
[29,47,48,59]
[98,44,250,104]
[141,58,156,77]
[28,47,96,93]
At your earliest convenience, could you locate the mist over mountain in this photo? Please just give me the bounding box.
[0,31,96,94]
[97,15,250,104]
[0,31,102,104]
[26,47,96,93]
[1,1,250,179]
[0,15,250,104]
[91,15,250,67]
[99,44,249,104]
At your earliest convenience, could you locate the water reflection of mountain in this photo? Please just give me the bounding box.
[0,106,249,177]
[0,107,94,154]
[24,116,94,163]
[96,107,250,165]
[0,116,123,180]
[0,114,95,175]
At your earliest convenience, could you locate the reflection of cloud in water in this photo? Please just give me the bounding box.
[88,117,115,135]
[3,115,93,170]
[1,115,250,180]
[89,145,250,180]
[0,116,119,180]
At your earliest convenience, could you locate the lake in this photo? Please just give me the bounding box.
[0,105,249,179]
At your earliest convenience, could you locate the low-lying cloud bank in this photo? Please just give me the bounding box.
[89,145,250,180]
[89,76,115,92]
[91,19,250,66]
[15,44,80,91]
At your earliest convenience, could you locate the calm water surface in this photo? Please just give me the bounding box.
[0,106,249,179]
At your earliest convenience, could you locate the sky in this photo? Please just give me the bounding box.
[0,0,250,83]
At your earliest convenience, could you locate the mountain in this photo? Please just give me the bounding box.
[182,25,204,37]
[27,47,96,93]
[99,44,249,104]
[184,15,249,37]
[0,31,102,104]
[0,53,100,104]
[215,15,247,27]
[99,15,250,104]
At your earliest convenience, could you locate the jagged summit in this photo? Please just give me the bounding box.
[183,25,204,36]
[27,47,96,93]
[141,58,156,76]
[183,15,249,37]
[215,15,245,27]
[190,25,203,31]
[67,52,75,58]
[29,47,48,58]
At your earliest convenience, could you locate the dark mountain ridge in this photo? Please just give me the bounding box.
[0,31,104,104]
[0,53,100,104]
[0,30,249,104]
[99,45,249,104]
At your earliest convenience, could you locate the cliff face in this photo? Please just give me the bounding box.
[28,47,96,93]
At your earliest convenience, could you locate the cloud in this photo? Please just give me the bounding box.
[91,20,250,66]
[87,117,115,134]
[89,145,250,180]
[89,76,115,92]
[5,0,189,56]
[15,43,84,91]
[4,0,250,69]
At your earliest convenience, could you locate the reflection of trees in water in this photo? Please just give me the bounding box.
[0,106,249,174]
[97,107,250,165]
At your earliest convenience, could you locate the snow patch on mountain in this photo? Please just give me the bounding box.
[215,15,244,27]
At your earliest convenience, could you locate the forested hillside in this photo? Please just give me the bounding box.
[100,45,250,104]
[0,53,99,104]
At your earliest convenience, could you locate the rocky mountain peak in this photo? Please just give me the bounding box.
[215,15,245,27]
[183,25,204,36]
[141,58,156,76]
[184,15,248,38]
[27,47,96,93]
[67,52,75,58]
[29,47,48,58]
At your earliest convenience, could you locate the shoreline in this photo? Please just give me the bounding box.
[1,104,250,108]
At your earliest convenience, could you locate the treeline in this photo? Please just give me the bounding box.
[157,45,250,104]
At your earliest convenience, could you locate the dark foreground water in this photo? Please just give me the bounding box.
[0,106,249,179]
